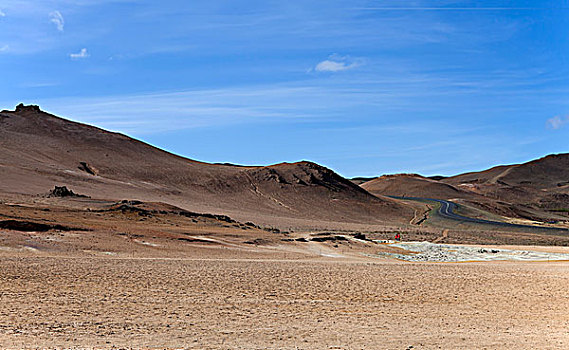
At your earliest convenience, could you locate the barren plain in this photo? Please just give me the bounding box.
[1,251,568,349]
[1,196,569,349]
[1,106,569,349]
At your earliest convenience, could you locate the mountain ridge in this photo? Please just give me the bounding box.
[361,153,569,223]
[0,104,415,227]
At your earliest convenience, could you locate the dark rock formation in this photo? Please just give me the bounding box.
[48,186,88,198]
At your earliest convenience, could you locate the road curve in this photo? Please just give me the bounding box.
[391,196,568,232]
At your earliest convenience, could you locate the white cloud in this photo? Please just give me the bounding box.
[49,11,64,32]
[546,115,569,130]
[315,60,352,72]
[314,55,362,72]
[37,85,354,134]
[0,45,9,52]
[19,81,58,88]
[0,10,5,17]
[70,48,89,59]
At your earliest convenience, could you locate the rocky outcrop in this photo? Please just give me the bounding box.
[48,186,88,198]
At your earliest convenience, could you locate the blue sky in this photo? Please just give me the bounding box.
[0,0,568,177]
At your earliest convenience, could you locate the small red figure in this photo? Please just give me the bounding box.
[394,233,401,241]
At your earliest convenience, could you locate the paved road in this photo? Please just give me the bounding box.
[391,196,568,232]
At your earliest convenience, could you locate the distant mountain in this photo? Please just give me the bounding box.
[0,104,414,226]
[443,154,569,211]
[360,155,569,223]
[361,173,469,199]
[350,177,377,185]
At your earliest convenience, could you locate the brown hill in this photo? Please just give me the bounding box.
[0,104,414,226]
[360,154,569,223]
[350,177,377,185]
[443,154,569,211]
[361,174,468,200]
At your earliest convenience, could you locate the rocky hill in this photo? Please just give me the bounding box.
[0,104,415,226]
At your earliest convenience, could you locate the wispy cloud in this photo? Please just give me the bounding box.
[0,45,9,52]
[18,81,59,88]
[33,61,569,136]
[49,10,64,32]
[315,60,354,72]
[70,48,89,59]
[546,115,569,130]
[39,86,326,134]
[313,55,362,72]
[0,10,5,17]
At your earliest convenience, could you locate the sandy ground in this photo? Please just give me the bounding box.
[0,252,568,349]
[1,197,569,349]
